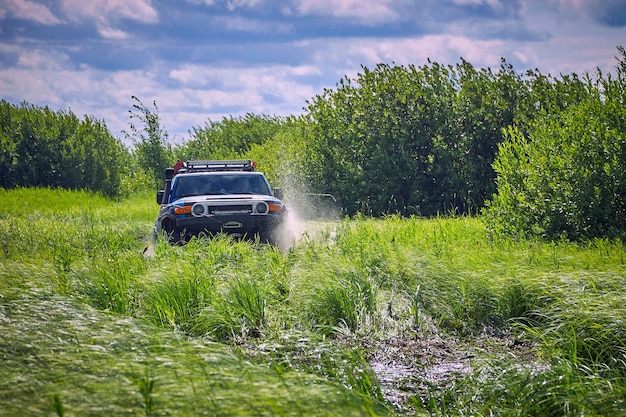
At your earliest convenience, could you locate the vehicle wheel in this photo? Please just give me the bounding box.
[162,219,184,244]
[259,233,275,246]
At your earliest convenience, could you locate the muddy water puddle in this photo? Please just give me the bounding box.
[366,336,471,411]
[366,334,536,413]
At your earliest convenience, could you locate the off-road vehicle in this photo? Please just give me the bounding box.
[154,159,287,244]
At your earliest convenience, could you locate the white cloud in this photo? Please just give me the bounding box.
[301,35,506,78]
[185,0,216,5]
[169,64,320,88]
[340,33,620,77]
[291,65,321,76]
[544,0,589,11]
[218,16,294,34]
[0,68,68,107]
[295,0,399,24]
[97,25,129,39]
[226,0,263,11]
[16,49,70,70]
[0,0,61,24]
[453,0,500,6]
[60,0,158,24]
[1,55,319,144]
[512,36,620,76]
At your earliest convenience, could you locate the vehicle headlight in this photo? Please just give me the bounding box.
[255,202,268,214]
[192,204,205,215]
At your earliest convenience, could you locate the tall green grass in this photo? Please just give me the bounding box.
[0,188,389,416]
[2,188,626,415]
[307,268,378,335]
[0,292,386,416]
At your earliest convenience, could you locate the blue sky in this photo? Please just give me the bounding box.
[1,0,625,145]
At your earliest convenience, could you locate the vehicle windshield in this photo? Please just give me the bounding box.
[172,174,271,199]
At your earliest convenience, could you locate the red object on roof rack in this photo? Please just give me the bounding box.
[173,160,184,174]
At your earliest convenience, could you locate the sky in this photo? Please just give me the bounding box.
[1,0,625,145]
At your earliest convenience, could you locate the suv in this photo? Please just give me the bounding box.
[154,159,287,244]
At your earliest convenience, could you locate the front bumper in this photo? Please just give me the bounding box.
[173,212,284,236]
[155,196,287,243]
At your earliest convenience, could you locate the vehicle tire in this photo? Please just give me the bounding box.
[162,218,184,244]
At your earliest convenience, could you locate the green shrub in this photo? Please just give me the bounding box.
[485,48,626,240]
[0,101,128,197]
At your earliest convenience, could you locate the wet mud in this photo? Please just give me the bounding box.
[364,333,537,414]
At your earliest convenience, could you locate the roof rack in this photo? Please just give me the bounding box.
[181,159,256,173]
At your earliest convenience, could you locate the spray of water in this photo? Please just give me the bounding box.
[273,170,341,250]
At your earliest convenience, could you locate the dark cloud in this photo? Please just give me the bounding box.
[486,21,548,42]
[406,0,523,24]
[0,49,19,69]
[69,43,154,71]
[591,0,626,27]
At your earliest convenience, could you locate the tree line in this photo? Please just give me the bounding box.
[1,47,624,239]
[0,102,128,197]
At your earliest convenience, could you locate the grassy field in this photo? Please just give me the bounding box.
[1,188,625,416]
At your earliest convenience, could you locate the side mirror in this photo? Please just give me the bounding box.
[273,188,283,200]
[156,190,164,205]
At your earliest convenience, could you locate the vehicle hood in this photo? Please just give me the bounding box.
[172,194,280,204]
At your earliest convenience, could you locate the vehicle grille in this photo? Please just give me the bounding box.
[208,204,252,215]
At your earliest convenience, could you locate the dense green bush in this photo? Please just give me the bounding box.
[484,47,626,239]
[0,101,128,197]
[300,60,537,216]
[176,113,285,161]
